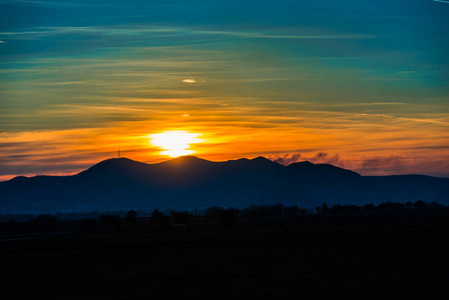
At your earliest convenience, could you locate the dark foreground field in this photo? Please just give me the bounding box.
[2,211,449,299]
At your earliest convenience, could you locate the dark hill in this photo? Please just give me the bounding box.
[0,156,447,214]
[286,161,363,182]
[75,158,153,185]
[79,157,150,177]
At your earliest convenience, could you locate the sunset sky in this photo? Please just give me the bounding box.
[1,0,449,180]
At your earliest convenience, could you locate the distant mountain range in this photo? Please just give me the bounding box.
[1,156,448,215]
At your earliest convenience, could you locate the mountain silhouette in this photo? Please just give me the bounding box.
[0,156,448,214]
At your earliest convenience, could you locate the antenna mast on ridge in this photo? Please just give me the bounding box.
[118,145,120,158]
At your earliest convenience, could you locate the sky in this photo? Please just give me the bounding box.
[1,0,449,180]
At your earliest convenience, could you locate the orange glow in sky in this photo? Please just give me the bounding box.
[1,1,449,180]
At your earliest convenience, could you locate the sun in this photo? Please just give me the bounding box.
[149,131,203,157]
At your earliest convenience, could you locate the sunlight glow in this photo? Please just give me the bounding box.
[149,131,203,157]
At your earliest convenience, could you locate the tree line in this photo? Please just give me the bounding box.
[0,200,445,234]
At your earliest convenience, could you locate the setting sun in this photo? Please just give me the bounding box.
[149,131,203,157]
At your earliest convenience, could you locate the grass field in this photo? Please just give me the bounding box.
[1,211,449,299]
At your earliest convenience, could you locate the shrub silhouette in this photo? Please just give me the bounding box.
[35,214,58,223]
[205,206,224,221]
[221,208,241,230]
[99,215,121,232]
[243,204,308,218]
[329,204,361,214]
[83,218,98,233]
[0,219,17,234]
[245,204,285,218]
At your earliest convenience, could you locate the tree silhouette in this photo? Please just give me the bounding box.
[170,210,192,224]
[284,205,300,216]
[298,208,308,215]
[363,204,375,212]
[205,207,241,229]
[150,209,169,226]
[378,201,405,210]
[125,210,138,228]
[429,201,441,209]
[321,203,328,213]
[413,200,427,209]
[27,214,58,232]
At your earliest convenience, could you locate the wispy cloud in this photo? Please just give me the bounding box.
[361,156,403,169]
[433,0,449,4]
[271,152,341,166]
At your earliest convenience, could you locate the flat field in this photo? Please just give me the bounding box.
[1,212,449,299]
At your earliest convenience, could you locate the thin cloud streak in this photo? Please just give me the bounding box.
[0,25,376,42]
[3,0,102,6]
[194,30,375,39]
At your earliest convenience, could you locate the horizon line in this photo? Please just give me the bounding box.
[2,154,447,182]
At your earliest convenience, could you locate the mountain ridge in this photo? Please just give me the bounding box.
[1,156,448,214]
[5,156,448,181]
